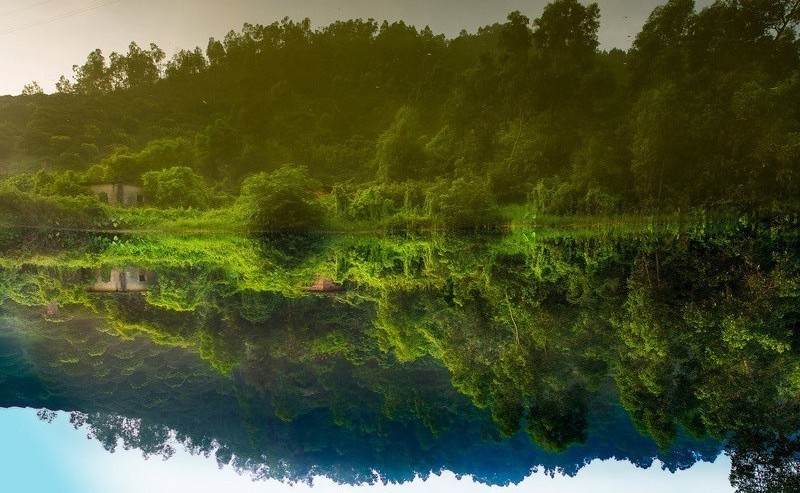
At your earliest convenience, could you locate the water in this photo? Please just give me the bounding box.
[0,219,797,491]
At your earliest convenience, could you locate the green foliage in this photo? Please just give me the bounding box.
[198,328,239,374]
[372,290,432,362]
[532,0,600,59]
[142,167,211,209]
[97,137,198,183]
[2,15,800,470]
[236,165,323,231]
[525,386,589,452]
[629,83,693,208]
[26,170,92,198]
[165,47,207,79]
[109,42,165,89]
[72,49,113,94]
[0,181,106,228]
[0,0,797,217]
[427,176,501,229]
[196,117,240,180]
[1,217,799,467]
[375,107,428,182]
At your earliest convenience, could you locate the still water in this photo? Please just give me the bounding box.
[0,219,797,491]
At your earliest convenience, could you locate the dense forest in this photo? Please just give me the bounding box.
[1,0,800,231]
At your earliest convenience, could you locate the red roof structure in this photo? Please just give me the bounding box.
[305,278,344,293]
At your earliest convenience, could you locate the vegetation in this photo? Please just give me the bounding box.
[0,217,798,492]
[1,0,800,231]
[1,2,799,491]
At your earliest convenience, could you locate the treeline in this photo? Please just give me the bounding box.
[1,0,800,225]
[0,303,718,486]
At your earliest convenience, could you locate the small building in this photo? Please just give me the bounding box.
[84,182,145,207]
[90,268,152,292]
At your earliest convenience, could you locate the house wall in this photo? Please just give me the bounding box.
[86,183,144,206]
[87,183,116,204]
[123,268,149,291]
[119,184,145,207]
[90,268,150,292]
[90,268,121,292]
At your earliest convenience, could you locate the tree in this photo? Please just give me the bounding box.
[532,0,600,59]
[427,176,501,228]
[527,0,601,113]
[728,432,800,493]
[525,386,589,452]
[197,117,241,180]
[629,0,695,82]
[166,47,208,78]
[109,42,165,89]
[629,83,694,208]
[21,81,44,96]
[55,75,75,94]
[375,107,428,182]
[753,0,800,45]
[73,49,112,94]
[98,137,198,183]
[206,37,226,65]
[498,11,532,56]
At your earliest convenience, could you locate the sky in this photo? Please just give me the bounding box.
[0,407,734,493]
[0,0,712,96]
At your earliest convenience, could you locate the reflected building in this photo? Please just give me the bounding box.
[90,268,152,292]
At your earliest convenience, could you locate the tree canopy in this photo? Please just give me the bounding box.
[0,0,797,219]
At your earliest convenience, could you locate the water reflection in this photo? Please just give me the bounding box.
[89,267,152,292]
[0,220,797,490]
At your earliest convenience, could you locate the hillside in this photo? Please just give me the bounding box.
[1,0,799,230]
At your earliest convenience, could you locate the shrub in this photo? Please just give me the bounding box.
[236,165,322,231]
[0,182,106,228]
[142,166,211,209]
[427,177,501,229]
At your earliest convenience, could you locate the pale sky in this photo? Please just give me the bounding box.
[0,0,712,96]
[1,407,733,493]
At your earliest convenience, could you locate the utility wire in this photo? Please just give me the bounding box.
[0,1,55,18]
[0,0,124,36]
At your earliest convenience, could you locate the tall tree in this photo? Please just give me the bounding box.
[73,49,112,94]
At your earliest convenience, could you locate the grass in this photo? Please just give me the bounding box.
[108,206,246,232]
[0,191,750,236]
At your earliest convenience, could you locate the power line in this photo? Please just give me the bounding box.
[0,1,55,18]
[0,0,125,36]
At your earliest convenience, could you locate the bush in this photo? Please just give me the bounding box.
[349,185,397,221]
[236,165,322,231]
[427,177,501,229]
[142,166,211,209]
[30,170,91,198]
[528,177,620,215]
[340,182,428,222]
[0,182,106,228]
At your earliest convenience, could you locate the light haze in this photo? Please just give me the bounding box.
[0,0,711,96]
